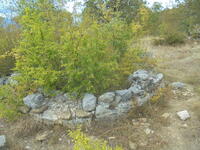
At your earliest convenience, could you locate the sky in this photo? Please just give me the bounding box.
[0,0,177,17]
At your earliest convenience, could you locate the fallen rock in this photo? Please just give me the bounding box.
[171,82,186,90]
[98,92,115,104]
[177,110,190,121]
[30,105,48,114]
[0,135,6,148]
[23,93,45,109]
[82,94,97,112]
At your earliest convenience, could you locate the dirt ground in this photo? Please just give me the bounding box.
[1,38,200,150]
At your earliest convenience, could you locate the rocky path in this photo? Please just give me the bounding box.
[144,38,200,150]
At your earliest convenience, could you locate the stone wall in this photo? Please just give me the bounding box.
[2,70,164,126]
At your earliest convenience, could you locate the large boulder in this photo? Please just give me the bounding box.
[23,93,46,109]
[82,94,97,112]
[0,135,6,148]
[98,92,115,104]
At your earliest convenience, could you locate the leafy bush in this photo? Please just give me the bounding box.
[189,24,200,39]
[69,128,123,150]
[0,85,25,120]
[15,0,139,96]
[154,32,185,46]
[0,24,20,76]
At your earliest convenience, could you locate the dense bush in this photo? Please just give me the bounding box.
[69,128,123,150]
[189,24,200,39]
[0,24,20,76]
[0,85,25,120]
[15,0,143,96]
[154,32,185,46]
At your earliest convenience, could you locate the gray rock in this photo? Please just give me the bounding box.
[132,70,149,81]
[58,110,72,120]
[171,82,186,89]
[23,93,45,109]
[95,104,117,119]
[0,135,6,148]
[129,85,144,96]
[135,94,151,106]
[98,92,115,104]
[40,109,59,121]
[82,94,97,112]
[115,101,133,114]
[116,89,132,101]
[110,96,122,107]
[153,73,164,84]
[177,110,190,121]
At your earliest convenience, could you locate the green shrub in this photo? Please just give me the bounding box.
[15,0,138,96]
[154,32,185,46]
[0,24,20,76]
[0,85,25,120]
[69,128,123,150]
[189,24,200,39]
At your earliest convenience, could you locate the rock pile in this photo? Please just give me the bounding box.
[20,70,164,126]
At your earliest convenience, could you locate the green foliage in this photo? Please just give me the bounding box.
[0,85,25,120]
[69,128,123,150]
[84,0,146,24]
[0,24,20,76]
[154,31,185,46]
[15,0,138,96]
[15,1,66,92]
[61,20,122,95]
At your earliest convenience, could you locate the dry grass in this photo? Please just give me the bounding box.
[6,137,25,150]
[12,116,48,138]
[84,86,172,150]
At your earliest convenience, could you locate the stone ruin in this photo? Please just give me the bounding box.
[1,70,165,126]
